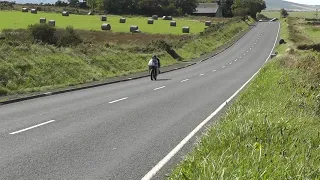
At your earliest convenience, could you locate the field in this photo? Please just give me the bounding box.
[262,10,319,19]
[0,10,208,34]
[168,17,320,179]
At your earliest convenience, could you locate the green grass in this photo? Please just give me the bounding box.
[262,10,319,19]
[0,18,249,96]
[168,17,320,179]
[0,10,208,34]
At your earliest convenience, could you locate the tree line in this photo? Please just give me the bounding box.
[56,0,266,19]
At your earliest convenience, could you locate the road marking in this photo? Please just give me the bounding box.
[181,79,189,83]
[243,53,246,56]
[250,47,252,50]
[229,62,232,64]
[141,22,281,180]
[239,57,242,59]
[128,78,132,80]
[222,66,225,68]
[247,50,249,52]
[234,59,237,62]
[10,120,56,135]
[199,74,204,76]
[154,86,166,91]
[109,97,128,104]
[212,70,216,72]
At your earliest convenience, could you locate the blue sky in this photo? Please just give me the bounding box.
[285,0,320,5]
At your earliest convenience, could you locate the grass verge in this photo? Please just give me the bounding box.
[168,18,320,179]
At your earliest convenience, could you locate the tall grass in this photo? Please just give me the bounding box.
[0,18,249,96]
[168,17,320,180]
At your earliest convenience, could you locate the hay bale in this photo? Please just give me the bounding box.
[22,8,28,12]
[182,26,190,33]
[170,21,176,27]
[130,25,139,32]
[40,18,46,24]
[152,15,158,20]
[205,21,211,26]
[101,15,107,21]
[48,20,55,26]
[101,23,111,30]
[31,8,37,14]
[147,19,154,24]
[163,16,173,20]
[62,11,69,16]
[120,18,126,23]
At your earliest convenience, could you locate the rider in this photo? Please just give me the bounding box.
[148,55,159,80]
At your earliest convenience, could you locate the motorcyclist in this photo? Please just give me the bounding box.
[148,55,159,80]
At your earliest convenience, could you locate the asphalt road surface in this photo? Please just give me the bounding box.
[0,22,280,180]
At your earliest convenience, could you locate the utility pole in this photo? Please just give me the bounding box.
[315,9,318,19]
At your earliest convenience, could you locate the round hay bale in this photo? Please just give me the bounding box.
[31,9,37,14]
[48,20,55,26]
[170,21,176,27]
[163,16,173,20]
[101,15,107,21]
[147,19,154,24]
[120,18,126,23]
[182,26,190,33]
[22,8,28,12]
[101,23,111,30]
[130,25,139,32]
[40,18,46,24]
[205,21,211,26]
[62,11,69,16]
[152,15,158,20]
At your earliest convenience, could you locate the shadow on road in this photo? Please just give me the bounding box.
[155,78,172,81]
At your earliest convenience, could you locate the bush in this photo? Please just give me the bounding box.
[28,23,57,44]
[57,26,82,47]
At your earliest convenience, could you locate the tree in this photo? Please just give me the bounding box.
[280,8,289,18]
[232,0,266,19]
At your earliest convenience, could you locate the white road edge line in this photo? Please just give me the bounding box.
[181,79,189,83]
[154,86,166,91]
[141,22,280,180]
[10,120,56,135]
[109,97,128,104]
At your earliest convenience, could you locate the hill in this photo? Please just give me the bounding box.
[265,0,319,11]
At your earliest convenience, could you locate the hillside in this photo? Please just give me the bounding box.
[265,0,318,11]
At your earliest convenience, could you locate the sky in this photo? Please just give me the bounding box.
[285,0,320,5]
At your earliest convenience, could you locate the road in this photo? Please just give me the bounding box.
[0,22,280,180]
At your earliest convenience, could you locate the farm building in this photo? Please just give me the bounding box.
[192,3,223,17]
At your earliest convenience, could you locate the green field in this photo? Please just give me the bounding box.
[262,10,319,19]
[0,11,207,34]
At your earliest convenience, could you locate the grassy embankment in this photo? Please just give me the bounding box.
[262,10,319,19]
[0,14,250,96]
[168,16,320,179]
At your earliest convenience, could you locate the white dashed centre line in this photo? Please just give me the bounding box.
[154,86,166,91]
[199,74,204,76]
[10,120,56,135]
[234,59,237,61]
[212,70,216,72]
[239,57,242,59]
[109,97,128,104]
[181,79,189,83]
[222,66,225,68]
[229,62,232,64]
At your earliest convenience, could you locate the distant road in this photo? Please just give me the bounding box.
[0,22,280,180]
